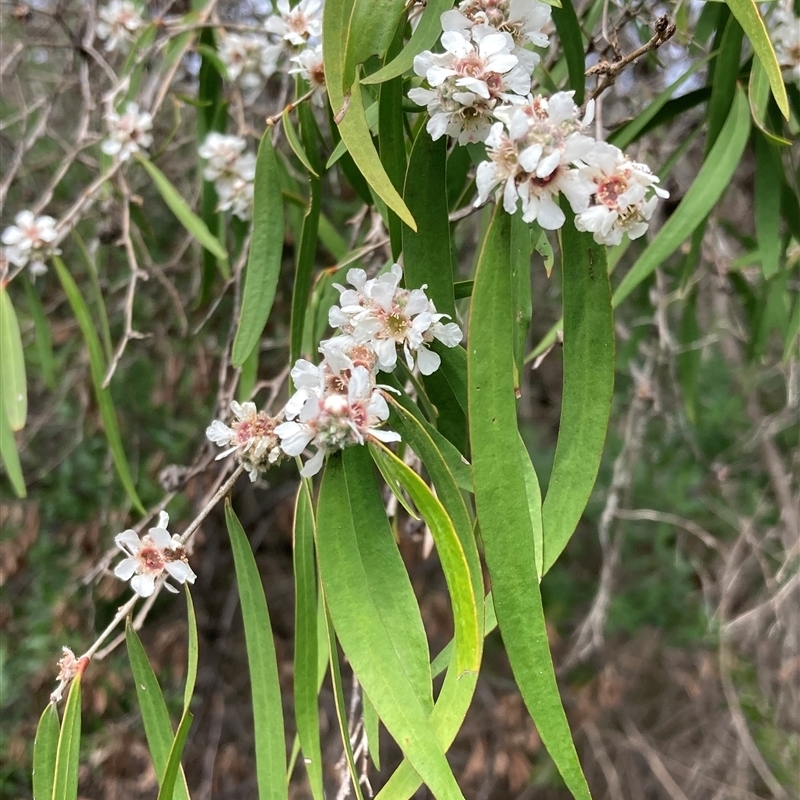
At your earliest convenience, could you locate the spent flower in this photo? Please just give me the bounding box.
[206,401,283,481]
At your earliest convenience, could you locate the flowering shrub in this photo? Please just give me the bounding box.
[2,0,798,797]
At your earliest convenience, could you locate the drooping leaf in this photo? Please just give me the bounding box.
[137,155,227,261]
[225,500,288,800]
[33,703,59,800]
[0,284,27,431]
[754,132,783,279]
[316,449,466,800]
[542,212,614,573]
[126,621,191,800]
[362,0,454,85]
[724,0,789,118]
[51,671,83,800]
[292,483,324,800]
[155,713,194,800]
[290,178,321,366]
[52,256,144,514]
[23,275,56,389]
[0,390,25,497]
[613,86,751,306]
[468,206,591,800]
[551,0,585,105]
[232,132,285,367]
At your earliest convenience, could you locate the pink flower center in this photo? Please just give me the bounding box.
[597,175,628,209]
[139,544,165,573]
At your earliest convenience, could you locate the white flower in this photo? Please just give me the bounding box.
[265,0,323,47]
[441,0,552,72]
[96,0,144,53]
[476,92,596,229]
[289,45,327,106]
[276,365,400,477]
[1,210,60,276]
[328,264,463,375]
[206,401,283,481]
[219,33,281,91]
[101,102,153,162]
[770,1,800,86]
[408,29,530,144]
[574,141,668,246]
[113,512,196,597]
[198,134,256,219]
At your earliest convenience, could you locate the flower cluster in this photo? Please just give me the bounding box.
[101,101,153,163]
[217,0,326,103]
[96,0,144,53]
[114,511,196,597]
[476,92,668,243]
[771,1,800,87]
[205,264,462,479]
[1,211,60,277]
[206,401,283,481]
[409,0,550,144]
[218,33,282,93]
[198,133,257,220]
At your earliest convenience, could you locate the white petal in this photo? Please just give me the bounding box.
[131,573,156,597]
[416,346,441,376]
[114,557,138,580]
[165,560,196,584]
[300,448,325,477]
[115,529,141,553]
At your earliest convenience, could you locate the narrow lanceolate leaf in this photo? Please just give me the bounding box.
[52,256,144,514]
[613,86,751,307]
[0,391,25,497]
[374,403,483,800]
[126,622,191,800]
[403,128,456,319]
[23,276,56,390]
[518,434,544,579]
[155,712,193,800]
[468,206,591,800]
[316,450,466,800]
[551,0,585,105]
[52,671,83,800]
[232,133,285,366]
[362,0,454,85]
[323,0,415,228]
[0,285,27,431]
[290,178,321,366]
[724,0,789,119]
[293,483,324,800]
[542,214,614,573]
[183,587,199,712]
[137,155,227,261]
[33,703,59,800]
[748,59,792,146]
[225,500,288,800]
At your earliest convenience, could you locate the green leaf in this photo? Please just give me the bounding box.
[126,622,191,800]
[52,670,83,800]
[71,230,113,363]
[613,86,751,307]
[518,434,544,578]
[52,256,144,514]
[542,214,614,573]
[551,0,585,105]
[754,132,783,279]
[344,0,406,85]
[0,390,25,497]
[403,128,456,320]
[724,0,789,118]
[748,59,792,146]
[363,691,381,770]
[316,449,466,800]
[283,112,319,177]
[292,484,324,800]
[326,100,379,169]
[368,443,481,677]
[468,206,591,800]
[33,703,59,800]
[0,284,27,431]
[323,613,366,800]
[362,0,454,85]
[137,155,227,261]
[225,500,288,800]
[290,179,321,366]
[23,276,56,389]
[155,712,193,800]
[232,133,286,367]
[183,587,198,712]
